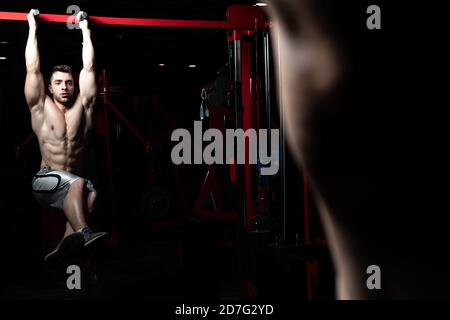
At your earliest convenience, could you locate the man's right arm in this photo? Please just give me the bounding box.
[24,10,45,113]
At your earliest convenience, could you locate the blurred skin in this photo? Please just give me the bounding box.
[266,0,450,299]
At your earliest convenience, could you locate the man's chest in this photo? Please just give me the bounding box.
[42,107,90,141]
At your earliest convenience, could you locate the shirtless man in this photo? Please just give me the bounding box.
[25,9,108,264]
[265,1,450,298]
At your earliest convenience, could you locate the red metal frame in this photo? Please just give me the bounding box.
[188,6,266,299]
[0,11,268,29]
[303,174,328,300]
[193,167,238,221]
[97,70,119,248]
[192,103,237,221]
[99,69,191,241]
[241,35,255,230]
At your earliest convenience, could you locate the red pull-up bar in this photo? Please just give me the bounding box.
[0,11,268,30]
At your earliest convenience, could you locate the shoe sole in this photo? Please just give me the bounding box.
[84,232,109,249]
[44,233,85,266]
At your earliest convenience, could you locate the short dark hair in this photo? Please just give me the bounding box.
[50,65,73,80]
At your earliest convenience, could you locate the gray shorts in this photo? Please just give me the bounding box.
[32,167,95,210]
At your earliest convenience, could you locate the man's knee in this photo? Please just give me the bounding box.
[69,178,86,194]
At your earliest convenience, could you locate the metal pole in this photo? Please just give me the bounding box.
[232,32,247,229]
[274,28,287,243]
[263,30,272,146]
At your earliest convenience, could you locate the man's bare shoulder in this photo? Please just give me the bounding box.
[31,95,54,128]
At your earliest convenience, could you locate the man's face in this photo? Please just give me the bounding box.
[49,71,75,106]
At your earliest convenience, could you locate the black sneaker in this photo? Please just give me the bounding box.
[80,227,109,248]
[44,232,85,265]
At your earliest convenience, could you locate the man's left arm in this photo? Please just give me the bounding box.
[79,17,96,109]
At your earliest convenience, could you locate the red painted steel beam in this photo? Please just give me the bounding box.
[0,11,268,29]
